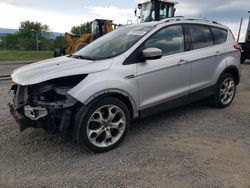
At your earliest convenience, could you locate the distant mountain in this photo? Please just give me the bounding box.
[0,28,17,35]
[0,28,64,39]
[51,32,64,38]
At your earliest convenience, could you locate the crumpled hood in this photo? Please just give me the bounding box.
[11,56,112,86]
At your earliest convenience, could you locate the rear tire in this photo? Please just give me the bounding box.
[76,97,131,152]
[241,52,247,64]
[210,73,236,108]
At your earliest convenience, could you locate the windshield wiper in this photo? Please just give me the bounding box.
[71,55,95,60]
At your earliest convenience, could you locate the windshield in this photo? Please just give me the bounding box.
[74,25,153,60]
[140,2,175,22]
[91,20,100,39]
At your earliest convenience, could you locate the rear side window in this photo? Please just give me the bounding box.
[186,25,214,50]
[211,27,228,44]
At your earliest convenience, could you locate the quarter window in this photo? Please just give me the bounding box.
[145,25,185,56]
[211,27,228,44]
[187,25,214,50]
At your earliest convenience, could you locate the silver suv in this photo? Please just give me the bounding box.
[9,18,241,152]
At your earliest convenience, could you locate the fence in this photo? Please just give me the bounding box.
[0,37,66,51]
[0,36,67,61]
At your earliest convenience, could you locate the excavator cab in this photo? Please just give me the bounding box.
[138,0,177,22]
[91,19,114,40]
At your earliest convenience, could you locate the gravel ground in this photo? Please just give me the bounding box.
[0,62,250,188]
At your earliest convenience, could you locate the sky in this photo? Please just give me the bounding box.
[0,0,249,41]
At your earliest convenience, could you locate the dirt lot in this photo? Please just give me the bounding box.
[0,62,250,188]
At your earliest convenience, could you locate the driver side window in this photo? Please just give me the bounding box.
[145,25,184,56]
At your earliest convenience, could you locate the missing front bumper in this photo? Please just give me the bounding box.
[9,103,75,132]
[8,83,78,132]
[24,105,48,121]
[8,103,36,132]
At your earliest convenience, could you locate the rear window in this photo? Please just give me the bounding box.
[187,25,214,50]
[211,27,228,44]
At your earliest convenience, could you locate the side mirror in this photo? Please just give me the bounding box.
[142,48,162,60]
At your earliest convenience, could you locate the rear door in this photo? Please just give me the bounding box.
[184,24,227,93]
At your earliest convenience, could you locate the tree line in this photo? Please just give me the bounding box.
[0,21,91,51]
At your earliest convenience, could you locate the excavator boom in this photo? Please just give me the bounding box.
[64,32,92,55]
[54,19,117,57]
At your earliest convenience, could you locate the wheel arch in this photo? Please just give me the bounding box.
[84,89,138,119]
[222,65,240,85]
[73,90,138,144]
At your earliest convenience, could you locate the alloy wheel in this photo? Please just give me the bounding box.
[86,105,126,148]
[219,78,235,105]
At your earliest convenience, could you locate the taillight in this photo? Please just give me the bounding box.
[233,44,242,51]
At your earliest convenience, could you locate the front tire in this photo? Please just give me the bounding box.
[76,97,131,152]
[210,73,236,108]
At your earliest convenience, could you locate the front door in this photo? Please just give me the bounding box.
[136,25,191,113]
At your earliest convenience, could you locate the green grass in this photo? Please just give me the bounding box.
[0,50,53,61]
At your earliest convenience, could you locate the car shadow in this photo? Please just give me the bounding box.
[131,100,210,133]
[18,99,211,155]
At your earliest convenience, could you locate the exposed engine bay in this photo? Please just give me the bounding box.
[9,75,87,132]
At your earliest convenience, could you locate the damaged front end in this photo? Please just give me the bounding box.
[9,75,87,132]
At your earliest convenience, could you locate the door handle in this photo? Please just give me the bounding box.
[178,59,189,65]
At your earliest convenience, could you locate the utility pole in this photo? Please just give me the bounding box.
[245,10,250,43]
[31,29,39,52]
[4,38,7,50]
[36,31,39,52]
[237,18,243,43]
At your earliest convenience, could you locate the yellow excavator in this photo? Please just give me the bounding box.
[54,19,118,57]
[55,1,177,57]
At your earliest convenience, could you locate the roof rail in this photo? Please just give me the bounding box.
[157,16,184,24]
[157,17,223,25]
[185,18,223,25]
